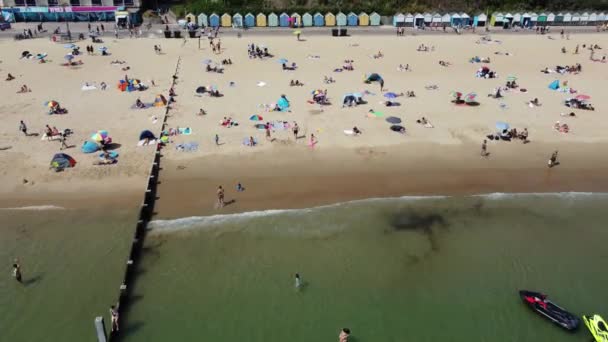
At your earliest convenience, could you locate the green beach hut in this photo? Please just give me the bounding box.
[268,13,278,27]
[302,13,312,27]
[370,12,381,26]
[197,13,208,27]
[336,12,346,26]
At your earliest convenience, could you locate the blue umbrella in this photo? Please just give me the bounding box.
[64,54,74,61]
[98,46,108,51]
[384,92,397,99]
[277,58,288,64]
[496,122,510,131]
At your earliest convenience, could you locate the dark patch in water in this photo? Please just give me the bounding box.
[390,212,449,252]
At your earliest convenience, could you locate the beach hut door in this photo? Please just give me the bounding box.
[415,17,424,27]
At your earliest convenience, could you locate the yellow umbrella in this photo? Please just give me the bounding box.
[293,30,301,35]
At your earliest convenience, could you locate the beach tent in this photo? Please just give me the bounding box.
[232,13,243,28]
[81,140,99,153]
[244,13,255,27]
[256,13,267,27]
[522,13,532,27]
[209,13,220,27]
[185,13,196,24]
[451,13,461,26]
[277,97,290,111]
[442,13,451,24]
[313,12,324,26]
[359,12,369,26]
[139,130,156,141]
[279,13,289,27]
[405,13,415,26]
[424,13,433,25]
[370,12,381,26]
[475,13,487,26]
[393,13,405,26]
[414,13,424,27]
[325,12,336,26]
[50,153,76,171]
[563,13,572,24]
[460,13,470,26]
[336,12,347,26]
[548,80,560,90]
[268,13,278,27]
[490,13,503,26]
[302,13,313,26]
[432,13,442,23]
[221,13,231,27]
[547,13,555,24]
[154,94,167,107]
[347,12,358,26]
[292,13,301,27]
[197,13,208,27]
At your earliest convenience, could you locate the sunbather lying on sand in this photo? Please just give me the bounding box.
[290,80,304,86]
[554,121,570,133]
[6,73,16,81]
[439,60,451,67]
[324,76,335,84]
[373,51,383,59]
[110,60,126,65]
[416,117,434,128]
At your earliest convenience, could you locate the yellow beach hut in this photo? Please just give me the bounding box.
[221,13,232,27]
[359,12,369,26]
[325,12,336,26]
[185,13,196,24]
[256,13,267,27]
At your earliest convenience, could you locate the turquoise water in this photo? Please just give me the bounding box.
[120,193,608,342]
[0,208,135,342]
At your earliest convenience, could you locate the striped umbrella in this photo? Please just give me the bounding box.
[465,92,477,103]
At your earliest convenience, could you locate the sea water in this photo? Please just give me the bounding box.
[119,193,608,342]
[0,208,135,342]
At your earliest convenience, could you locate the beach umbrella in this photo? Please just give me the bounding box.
[36,53,47,60]
[451,91,463,98]
[506,75,518,81]
[390,125,405,132]
[311,89,322,95]
[254,123,267,130]
[21,51,30,57]
[495,122,510,131]
[202,59,212,65]
[249,114,264,121]
[384,92,398,99]
[277,58,289,64]
[98,46,108,51]
[293,30,302,35]
[64,44,76,49]
[576,94,591,100]
[465,92,477,103]
[64,54,74,61]
[386,116,402,124]
[91,130,109,142]
[44,100,58,108]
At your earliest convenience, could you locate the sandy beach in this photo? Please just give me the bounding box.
[1,30,607,211]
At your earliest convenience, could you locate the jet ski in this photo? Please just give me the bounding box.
[583,314,608,342]
[519,290,580,331]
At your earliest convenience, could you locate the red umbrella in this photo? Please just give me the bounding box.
[576,94,591,101]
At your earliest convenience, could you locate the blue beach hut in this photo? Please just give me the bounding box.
[313,12,324,26]
[209,13,220,27]
[370,12,381,26]
[244,13,255,27]
[451,13,461,26]
[347,12,358,26]
[393,13,405,26]
[336,12,347,26]
[460,13,470,26]
[302,13,313,27]
[198,13,208,27]
[268,13,278,27]
[279,12,290,27]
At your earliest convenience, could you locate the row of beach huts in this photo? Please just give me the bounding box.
[185,11,608,28]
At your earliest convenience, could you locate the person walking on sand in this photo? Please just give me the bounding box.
[110,305,119,332]
[217,186,225,208]
[292,122,299,140]
[13,259,22,283]
[59,132,69,150]
[265,125,272,141]
[481,139,488,157]
[548,150,559,168]
[215,134,220,146]
[19,120,28,136]
[309,134,317,148]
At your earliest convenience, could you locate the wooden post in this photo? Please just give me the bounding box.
[95,316,108,342]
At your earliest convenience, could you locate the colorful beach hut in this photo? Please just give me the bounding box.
[312,12,324,26]
[531,12,538,24]
[598,13,606,23]
[197,13,208,27]
[563,12,572,24]
[460,13,470,26]
[513,13,522,24]
[302,13,313,27]
[575,12,584,24]
[221,13,231,27]
[268,13,278,27]
[405,13,415,26]
[490,12,503,26]
[209,13,220,27]
[554,13,564,24]
[424,12,433,25]
[393,13,405,26]
[336,12,346,26]
[537,13,548,25]
[244,13,255,27]
[232,13,243,27]
[347,12,358,26]
[450,13,461,26]
[279,13,289,27]
[547,13,555,24]
[325,12,336,26]
[432,13,442,23]
[414,13,424,27]
[474,13,487,26]
[504,13,514,26]
[185,13,196,24]
[370,12,381,26]
[522,13,531,27]
[442,13,451,24]
[589,12,598,24]
[291,13,301,27]
[359,12,369,26]
[256,13,267,27]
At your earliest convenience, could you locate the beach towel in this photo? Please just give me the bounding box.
[42,134,62,141]
[243,137,258,146]
[81,84,97,91]
[343,129,354,135]
[366,110,384,118]
[175,142,199,152]
[178,127,192,135]
[98,151,119,159]
[257,81,267,87]
[137,139,157,146]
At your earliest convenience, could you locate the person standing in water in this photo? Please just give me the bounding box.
[110,305,119,332]
[13,259,22,283]
[295,273,302,288]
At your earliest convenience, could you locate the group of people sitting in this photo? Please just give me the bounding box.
[438,60,451,67]
[417,44,433,52]
[324,76,336,84]
[476,68,497,79]
[153,45,163,54]
[16,84,31,93]
[282,62,298,71]
[488,127,529,142]
[248,44,272,59]
[528,98,541,107]
[206,64,224,73]
[541,64,582,74]
[554,121,570,133]
[506,80,519,89]
[312,90,330,105]
[372,51,384,59]
[469,56,491,63]
[221,59,233,65]
[342,60,355,70]
[565,98,594,110]
[405,90,416,97]
[197,86,222,97]
[48,102,67,115]
[290,80,304,87]
[44,125,62,140]
[397,64,410,72]
[84,45,97,55]
[416,117,434,128]
[220,117,238,127]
